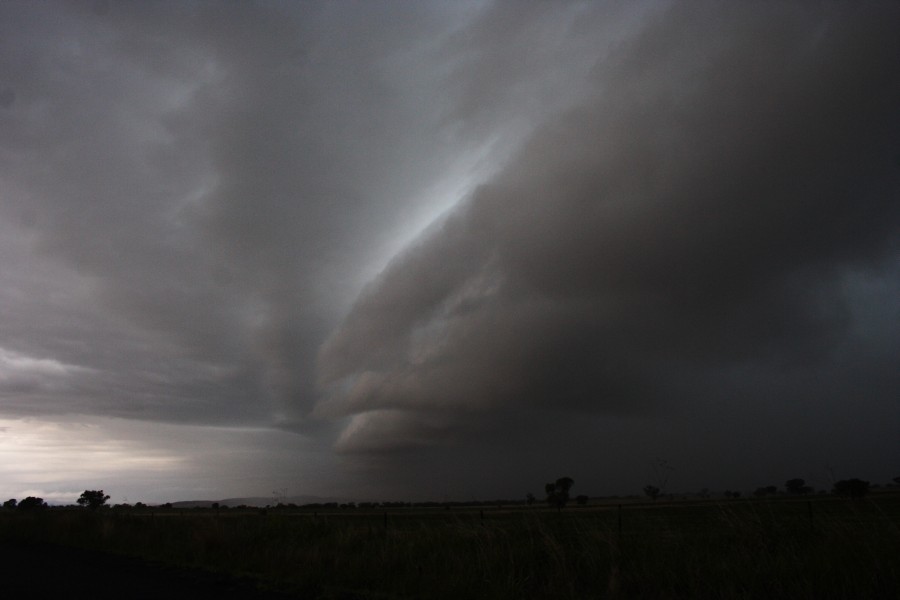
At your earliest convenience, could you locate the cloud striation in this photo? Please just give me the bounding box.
[317,2,900,462]
[0,1,898,501]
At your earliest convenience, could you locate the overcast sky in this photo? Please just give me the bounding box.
[1,1,898,505]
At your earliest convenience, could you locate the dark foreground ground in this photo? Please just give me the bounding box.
[0,541,302,599]
[2,495,898,599]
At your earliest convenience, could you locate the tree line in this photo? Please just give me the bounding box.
[3,490,109,511]
[640,477,882,503]
[532,475,890,507]
[2,478,894,512]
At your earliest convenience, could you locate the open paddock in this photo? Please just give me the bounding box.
[1,493,898,599]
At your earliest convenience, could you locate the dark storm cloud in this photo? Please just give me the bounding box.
[317,2,900,458]
[1,1,898,502]
[0,0,639,430]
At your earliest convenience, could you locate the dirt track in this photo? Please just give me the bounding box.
[0,541,302,599]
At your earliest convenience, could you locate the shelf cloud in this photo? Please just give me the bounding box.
[1,1,897,502]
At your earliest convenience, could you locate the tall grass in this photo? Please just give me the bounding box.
[1,495,897,599]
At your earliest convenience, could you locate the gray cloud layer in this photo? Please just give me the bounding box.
[1,1,487,426]
[1,1,898,500]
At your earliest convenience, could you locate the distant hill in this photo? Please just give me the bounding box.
[167,500,217,508]
[167,495,344,508]
[219,495,345,507]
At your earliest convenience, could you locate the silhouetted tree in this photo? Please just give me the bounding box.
[785,479,812,495]
[525,493,535,506]
[3,498,16,509]
[651,458,674,495]
[643,485,661,502]
[833,478,870,499]
[545,477,574,510]
[754,485,778,497]
[892,476,900,486]
[17,496,47,510]
[77,490,110,510]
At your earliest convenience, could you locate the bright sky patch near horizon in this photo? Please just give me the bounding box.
[0,1,898,505]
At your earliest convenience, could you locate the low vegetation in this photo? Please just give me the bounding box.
[1,491,898,599]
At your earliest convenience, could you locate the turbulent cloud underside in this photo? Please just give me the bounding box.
[0,1,898,501]
[317,3,900,454]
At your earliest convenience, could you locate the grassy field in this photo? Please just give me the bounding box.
[2,494,898,599]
